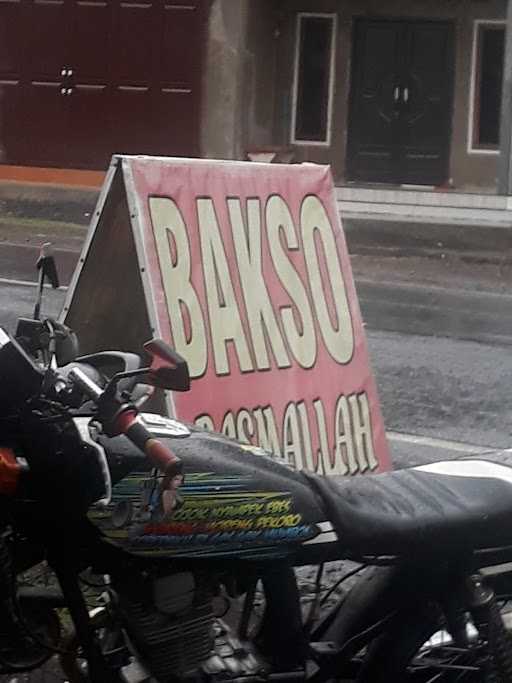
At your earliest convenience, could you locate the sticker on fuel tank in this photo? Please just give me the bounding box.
[91,472,319,553]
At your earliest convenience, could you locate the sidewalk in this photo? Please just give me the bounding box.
[1,178,510,258]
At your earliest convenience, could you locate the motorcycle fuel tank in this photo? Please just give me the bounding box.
[87,414,335,561]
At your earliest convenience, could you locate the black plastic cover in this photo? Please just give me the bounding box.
[0,328,43,412]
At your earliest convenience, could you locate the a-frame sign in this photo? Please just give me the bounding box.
[61,155,390,476]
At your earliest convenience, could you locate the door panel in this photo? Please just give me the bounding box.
[68,84,110,167]
[68,1,112,167]
[0,0,24,78]
[400,23,454,184]
[25,0,69,80]
[110,88,158,155]
[347,19,454,186]
[113,1,157,85]
[1,82,25,162]
[0,0,24,161]
[20,82,70,165]
[347,21,403,183]
[158,2,202,155]
[71,1,112,83]
[161,3,200,88]
[4,0,70,165]
[156,90,197,156]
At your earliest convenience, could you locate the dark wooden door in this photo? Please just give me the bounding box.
[0,0,27,164]
[0,0,72,166]
[0,0,205,169]
[108,1,202,160]
[347,19,454,185]
[67,0,112,167]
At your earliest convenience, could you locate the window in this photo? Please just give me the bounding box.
[292,13,336,145]
[470,22,505,153]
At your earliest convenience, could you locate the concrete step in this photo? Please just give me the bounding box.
[337,186,512,227]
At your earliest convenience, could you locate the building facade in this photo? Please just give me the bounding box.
[0,0,209,170]
[0,0,510,195]
[218,0,508,193]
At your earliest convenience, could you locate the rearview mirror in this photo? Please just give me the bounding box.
[15,317,79,365]
[37,244,59,289]
[143,339,190,392]
[34,243,60,321]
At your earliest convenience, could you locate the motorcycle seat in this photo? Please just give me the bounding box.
[305,459,512,557]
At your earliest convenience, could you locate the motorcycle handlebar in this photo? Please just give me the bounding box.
[67,365,103,401]
[67,366,183,477]
[116,413,183,477]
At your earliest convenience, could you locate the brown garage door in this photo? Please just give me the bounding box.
[0,0,206,169]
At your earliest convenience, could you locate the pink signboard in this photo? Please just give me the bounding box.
[122,157,390,476]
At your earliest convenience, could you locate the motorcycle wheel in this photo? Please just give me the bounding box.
[0,566,101,683]
[0,597,68,683]
[357,600,512,682]
[0,630,93,683]
[0,660,71,683]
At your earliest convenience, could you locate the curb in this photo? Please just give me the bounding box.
[0,181,98,226]
[343,217,512,264]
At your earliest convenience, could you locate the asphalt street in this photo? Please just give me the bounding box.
[0,242,78,285]
[358,278,512,347]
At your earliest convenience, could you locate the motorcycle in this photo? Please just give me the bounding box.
[2,251,512,681]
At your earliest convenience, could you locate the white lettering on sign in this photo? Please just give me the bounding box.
[194,391,377,476]
[266,195,316,369]
[150,197,207,378]
[301,196,354,364]
[197,198,254,376]
[148,195,355,378]
[228,198,291,370]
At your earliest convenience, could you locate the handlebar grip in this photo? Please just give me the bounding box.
[122,415,183,477]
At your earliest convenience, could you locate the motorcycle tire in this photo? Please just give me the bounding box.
[0,659,72,683]
[0,601,67,683]
[356,600,512,682]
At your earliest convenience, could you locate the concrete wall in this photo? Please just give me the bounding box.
[237,0,507,190]
[200,0,251,160]
[199,0,507,190]
[200,0,283,161]
[450,0,506,191]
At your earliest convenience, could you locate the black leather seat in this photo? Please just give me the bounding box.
[305,459,512,557]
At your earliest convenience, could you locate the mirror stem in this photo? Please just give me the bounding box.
[33,267,45,321]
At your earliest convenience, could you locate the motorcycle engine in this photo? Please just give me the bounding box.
[117,571,267,683]
[118,572,214,682]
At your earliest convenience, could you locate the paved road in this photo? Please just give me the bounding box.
[6,240,512,347]
[370,330,512,449]
[0,281,65,332]
[367,330,512,467]
[358,278,512,347]
[0,242,78,285]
